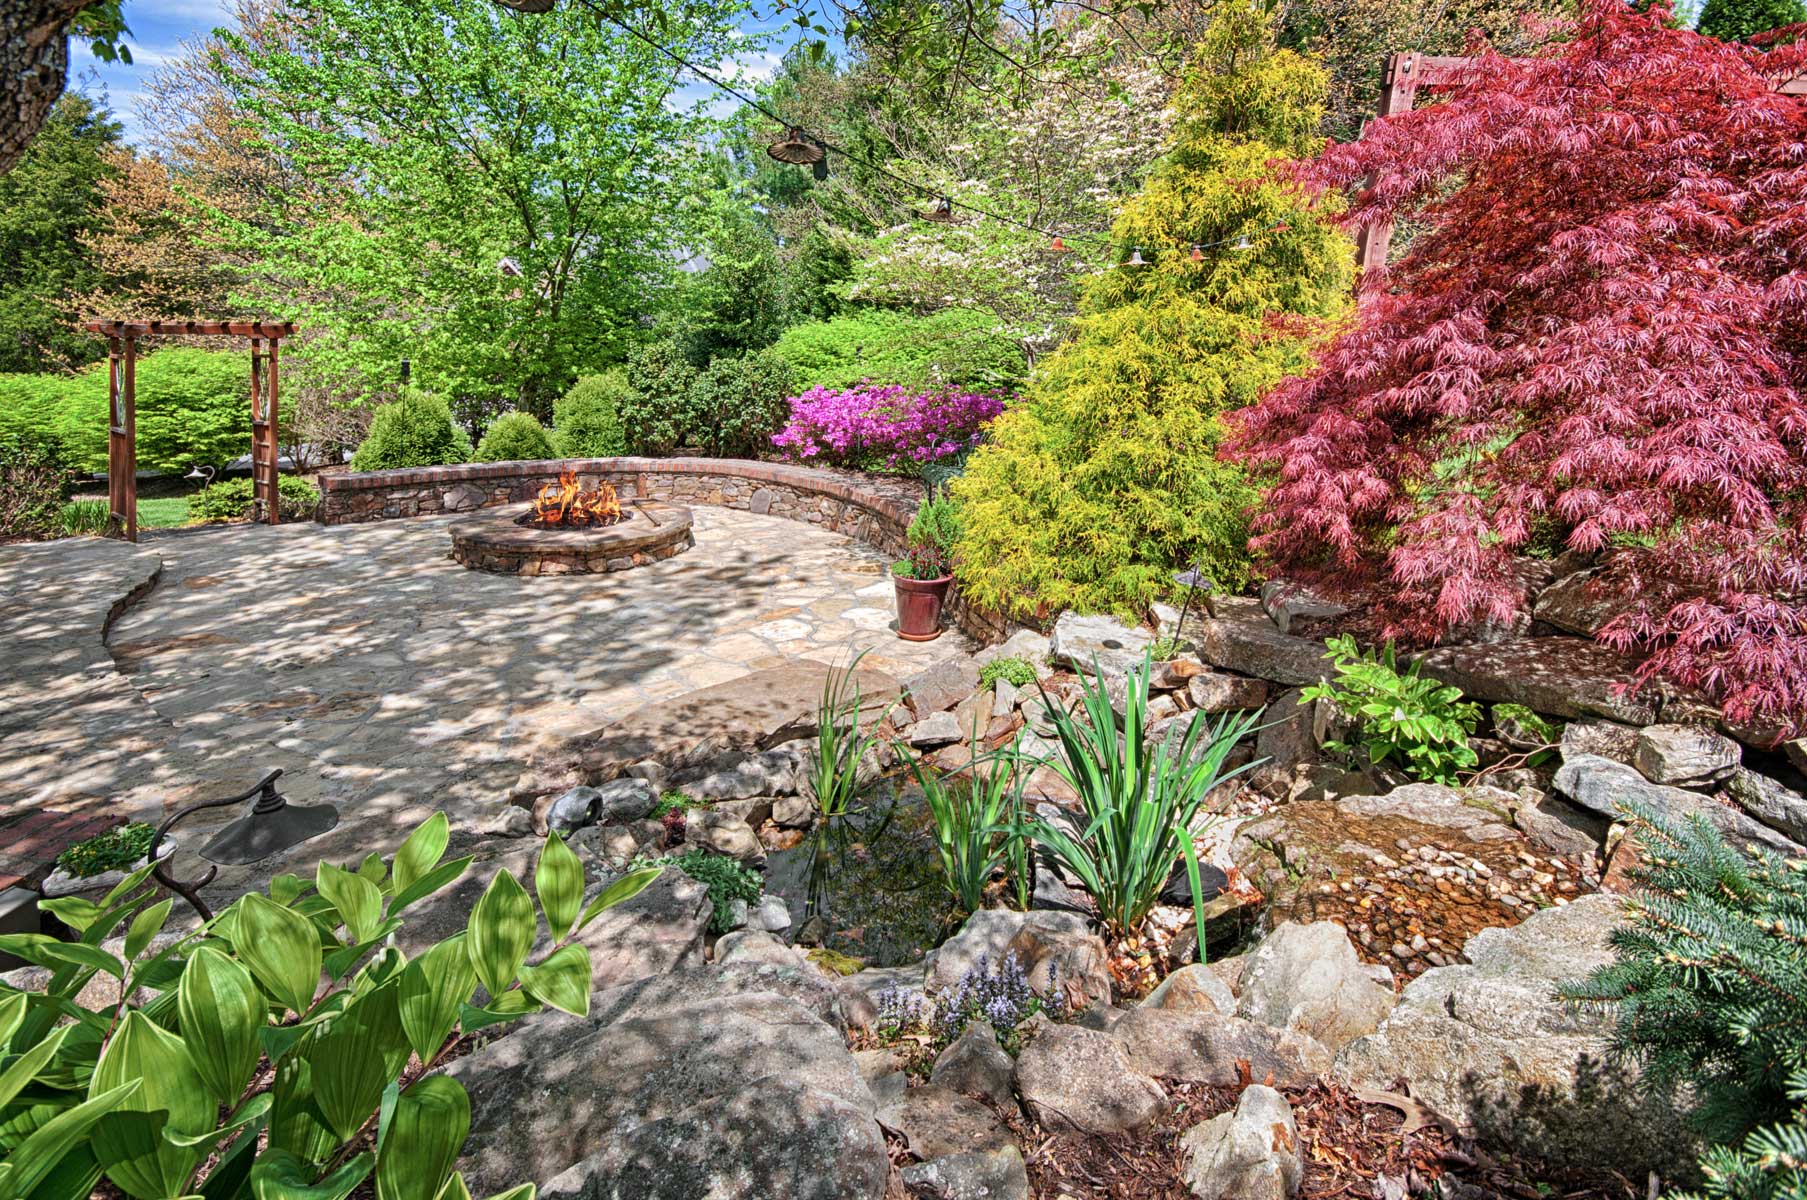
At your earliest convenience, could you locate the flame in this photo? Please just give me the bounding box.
[529,470,623,528]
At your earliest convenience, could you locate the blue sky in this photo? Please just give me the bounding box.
[67,0,799,146]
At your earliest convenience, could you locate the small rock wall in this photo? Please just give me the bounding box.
[316,457,1012,642]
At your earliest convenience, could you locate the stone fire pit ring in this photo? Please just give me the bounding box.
[450,500,695,576]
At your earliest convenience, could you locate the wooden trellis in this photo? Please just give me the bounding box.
[81,320,296,543]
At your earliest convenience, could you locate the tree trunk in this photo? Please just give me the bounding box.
[1,0,89,174]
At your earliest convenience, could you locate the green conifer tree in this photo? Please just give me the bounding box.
[1698,0,1806,41]
[949,9,1353,619]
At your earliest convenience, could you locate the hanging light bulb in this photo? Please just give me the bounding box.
[1126,247,1148,267]
[1190,244,1206,263]
[1232,235,1254,252]
[768,126,825,165]
[1049,235,1069,253]
[920,196,957,224]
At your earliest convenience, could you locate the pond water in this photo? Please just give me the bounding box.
[763,782,966,968]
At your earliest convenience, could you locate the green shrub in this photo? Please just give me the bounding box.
[54,821,154,877]
[0,432,70,539]
[0,813,660,1200]
[896,491,962,580]
[0,374,86,463]
[189,475,320,523]
[349,389,474,471]
[686,349,794,458]
[978,656,1038,689]
[771,308,1025,393]
[475,411,556,463]
[553,371,629,458]
[1687,1074,1807,1200]
[618,340,700,456]
[653,849,762,934]
[58,497,111,536]
[1302,634,1481,784]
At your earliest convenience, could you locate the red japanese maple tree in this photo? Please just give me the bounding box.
[1231,0,1807,735]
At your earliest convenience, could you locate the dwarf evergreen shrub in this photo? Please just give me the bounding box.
[189,475,320,522]
[475,410,555,463]
[617,339,700,456]
[349,389,473,471]
[553,371,628,458]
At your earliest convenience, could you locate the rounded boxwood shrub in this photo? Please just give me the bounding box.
[474,410,555,463]
[553,371,628,458]
[618,340,701,456]
[349,390,474,472]
[687,349,794,458]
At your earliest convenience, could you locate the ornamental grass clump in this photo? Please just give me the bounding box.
[900,733,1031,914]
[771,383,1007,471]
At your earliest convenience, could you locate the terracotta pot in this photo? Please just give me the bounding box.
[894,571,954,641]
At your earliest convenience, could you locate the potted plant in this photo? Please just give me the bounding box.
[894,491,960,641]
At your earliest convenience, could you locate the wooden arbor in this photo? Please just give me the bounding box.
[82,320,296,543]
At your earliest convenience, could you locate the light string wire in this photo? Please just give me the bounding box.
[570,0,1281,263]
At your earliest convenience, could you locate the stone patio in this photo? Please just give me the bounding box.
[0,507,971,894]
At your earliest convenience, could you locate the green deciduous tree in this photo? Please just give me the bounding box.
[1698,0,1806,40]
[951,9,1354,620]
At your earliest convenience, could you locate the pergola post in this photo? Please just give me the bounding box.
[106,335,138,543]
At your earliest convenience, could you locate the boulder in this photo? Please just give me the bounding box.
[904,658,983,718]
[594,777,657,821]
[575,870,712,993]
[1189,672,1272,714]
[773,793,816,828]
[714,929,804,968]
[678,750,801,801]
[1004,919,1113,1011]
[1141,964,1236,1015]
[1235,921,1397,1054]
[900,1146,1030,1200]
[1413,638,1662,726]
[929,1020,1017,1111]
[750,894,792,932]
[1633,724,1741,787]
[992,679,1021,717]
[1259,580,1350,636]
[1013,1023,1167,1134]
[1191,597,1333,688]
[928,909,1112,1010]
[450,989,875,1195]
[1109,1008,1332,1088]
[1051,612,1154,682]
[538,1077,887,1200]
[1531,566,1626,638]
[1178,1084,1302,1200]
[1335,784,1519,842]
[684,809,764,862]
[877,1084,1015,1161]
[976,629,1052,669]
[477,803,535,838]
[542,785,600,833]
[909,710,963,747]
[1561,719,1641,765]
[1512,794,1607,857]
[1725,767,1807,845]
[1255,687,1318,768]
[1555,754,1801,854]
[1333,895,1697,1178]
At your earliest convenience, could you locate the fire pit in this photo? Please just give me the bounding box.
[450,472,694,575]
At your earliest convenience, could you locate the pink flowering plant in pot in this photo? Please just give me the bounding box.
[770,382,1008,471]
[895,491,962,641]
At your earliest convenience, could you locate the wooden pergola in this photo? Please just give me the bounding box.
[82,320,296,543]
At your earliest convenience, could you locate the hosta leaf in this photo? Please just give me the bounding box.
[35,897,102,937]
[90,1011,212,1136]
[317,863,384,945]
[0,935,124,978]
[91,1107,205,1199]
[250,1147,372,1200]
[308,986,406,1142]
[481,1188,536,1200]
[197,1122,262,1200]
[398,935,478,1062]
[269,874,304,905]
[179,946,266,1106]
[375,1076,470,1200]
[163,1092,270,1148]
[518,944,590,1017]
[0,988,27,1049]
[232,893,323,1017]
[464,871,535,998]
[533,832,583,942]
[392,813,450,895]
[388,857,474,919]
[575,866,662,931]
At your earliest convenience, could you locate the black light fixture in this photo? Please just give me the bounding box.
[920,196,957,224]
[768,126,825,165]
[151,770,339,919]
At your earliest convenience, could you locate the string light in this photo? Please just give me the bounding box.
[920,196,958,224]
[1049,236,1069,253]
[1126,248,1149,266]
[1190,244,1205,263]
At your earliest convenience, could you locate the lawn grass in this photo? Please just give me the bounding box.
[136,496,191,528]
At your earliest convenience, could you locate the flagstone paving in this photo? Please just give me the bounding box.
[0,508,970,891]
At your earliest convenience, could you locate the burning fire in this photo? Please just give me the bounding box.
[528,470,624,528]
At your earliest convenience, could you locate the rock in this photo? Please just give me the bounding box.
[1414,638,1666,726]
[1051,611,1155,682]
[853,1047,904,1083]
[930,1020,1018,1111]
[1335,784,1519,842]
[1013,1023,1167,1134]
[773,793,816,828]
[1194,597,1334,688]
[751,894,792,932]
[1178,1084,1302,1200]
[1004,920,1113,1011]
[476,804,535,838]
[904,658,983,718]
[1531,566,1626,638]
[1561,719,1641,764]
[909,711,963,747]
[877,1084,1015,1162]
[1188,672,1271,714]
[451,986,875,1196]
[543,785,600,833]
[1334,895,1696,1179]
[1151,657,1210,690]
[594,777,656,822]
[1725,767,1807,845]
[900,1146,1030,1200]
[992,679,1021,717]
[1142,964,1236,1015]
[679,750,801,801]
[976,629,1051,669]
[1633,724,1741,787]
[684,809,764,862]
[1512,795,1607,857]
[715,929,803,967]
[1259,580,1349,636]
[1109,1008,1333,1088]
[538,1077,887,1200]
[1235,922,1397,1054]
[929,909,1110,1009]
[576,870,713,992]
[1256,688,1316,767]
[1555,754,1801,853]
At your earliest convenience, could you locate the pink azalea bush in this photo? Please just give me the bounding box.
[770,383,1008,470]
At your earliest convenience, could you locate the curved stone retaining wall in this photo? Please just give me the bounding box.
[315,457,1011,642]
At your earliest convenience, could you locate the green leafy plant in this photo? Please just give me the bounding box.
[474,411,555,463]
[0,814,660,1200]
[769,308,1025,393]
[1302,634,1481,785]
[808,651,895,817]
[648,790,699,820]
[684,349,794,459]
[617,340,701,456]
[57,498,110,537]
[0,433,70,539]
[189,475,321,523]
[978,656,1038,690]
[895,491,962,581]
[1023,652,1265,945]
[349,390,474,472]
[552,372,628,458]
[650,850,762,934]
[899,731,1030,914]
[54,821,155,878]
